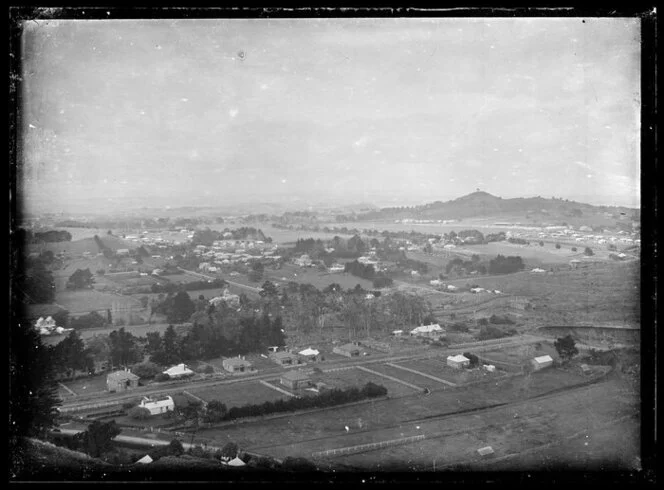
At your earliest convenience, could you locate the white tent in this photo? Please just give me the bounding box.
[227,456,246,467]
[136,455,153,464]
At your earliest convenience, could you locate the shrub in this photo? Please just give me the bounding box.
[584,247,594,256]
[221,442,239,459]
[571,247,577,252]
[462,352,480,367]
[131,362,162,379]
[555,243,561,249]
[154,373,171,382]
[477,325,508,341]
[448,322,469,333]
[203,365,214,374]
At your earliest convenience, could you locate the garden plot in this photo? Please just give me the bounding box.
[187,381,287,408]
[59,373,109,396]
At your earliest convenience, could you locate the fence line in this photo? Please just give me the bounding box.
[312,434,426,458]
[356,365,423,391]
[258,380,298,398]
[385,363,456,387]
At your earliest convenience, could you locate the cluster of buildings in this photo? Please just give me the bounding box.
[195,240,280,269]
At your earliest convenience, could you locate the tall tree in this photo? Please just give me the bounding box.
[108,328,143,367]
[66,268,95,290]
[75,420,122,458]
[10,320,61,474]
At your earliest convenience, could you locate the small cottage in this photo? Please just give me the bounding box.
[531,355,554,371]
[280,370,311,390]
[106,369,140,392]
[410,324,444,338]
[222,357,255,373]
[298,348,321,362]
[447,354,470,370]
[138,395,175,415]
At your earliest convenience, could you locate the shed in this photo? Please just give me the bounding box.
[333,343,361,358]
[391,330,404,337]
[106,369,140,392]
[447,354,470,370]
[580,363,592,375]
[280,370,312,390]
[531,355,554,371]
[163,363,195,379]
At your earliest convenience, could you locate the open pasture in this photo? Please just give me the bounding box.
[394,358,503,385]
[479,343,559,365]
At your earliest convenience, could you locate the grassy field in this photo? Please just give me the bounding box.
[59,373,109,396]
[54,290,142,314]
[187,381,287,408]
[480,343,559,365]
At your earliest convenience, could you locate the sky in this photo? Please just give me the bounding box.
[19,17,641,215]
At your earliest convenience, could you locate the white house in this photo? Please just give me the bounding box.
[531,268,546,273]
[163,363,194,379]
[138,395,175,415]
[429,279,443,287]
[294,254,312,267]
[136,455,153,464]
[531,355,554,371]
[447,354,470,369]
[447,285,458,291]
[470,287,485,293]
[116,248,130,256]
[391,329,404,337]
[410,324,444,338]
[329,263,345,273]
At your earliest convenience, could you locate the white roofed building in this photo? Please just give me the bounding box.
[531,355,554,371]
[447,354,470,369]
[410,323,444,338]
[163,363,194,379]
[138,395,175,415]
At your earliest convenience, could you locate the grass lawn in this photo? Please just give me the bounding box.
[264,265,374,291]
[187,381,287,408]
[59,373,109,396]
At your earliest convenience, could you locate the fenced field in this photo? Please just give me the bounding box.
[186,381,288,408]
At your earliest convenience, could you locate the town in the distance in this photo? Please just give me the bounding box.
[16,190,641,474]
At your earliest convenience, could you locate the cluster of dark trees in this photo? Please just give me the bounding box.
[20,260,56,303]
[508,237,530,245]
[66,268,94,289]
[202,382,387,423]
[145,312,287,366]
[342,260,394,289]
[22,229,73,243]
[445,255,486,276]
[488,255,525,274]
[152,291,197,323]
[477,324,518,341]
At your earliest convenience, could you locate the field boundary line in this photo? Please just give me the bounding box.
[182,390,209,407]
[386,362,457,387]
[312,434,426,459]
[356,365,422,391]
[59,383,77,396]
[258,380,298,398]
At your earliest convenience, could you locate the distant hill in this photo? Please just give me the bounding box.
[355,192,640,227]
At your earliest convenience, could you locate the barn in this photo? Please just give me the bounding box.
[531,355,554,371]
[447,354,470,370]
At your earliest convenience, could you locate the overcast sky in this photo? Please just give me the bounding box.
[19,17,641,214]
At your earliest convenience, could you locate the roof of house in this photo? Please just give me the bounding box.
[227,456,246,467]
[271,351,297,359]
[533,355,554,363]
[447,354,470,363]
[281,370,311,382]
[136,455,153,464]
[477,446,495,456]
[298,348,320,357]
[335,343,361,351]
[223,357,252,366]
[140,395,174,409]
[107,370,140,381]
[163,363,194,376]
[410,324,443,334]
